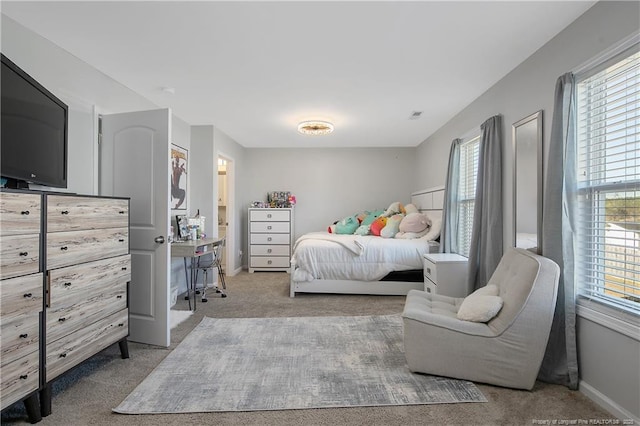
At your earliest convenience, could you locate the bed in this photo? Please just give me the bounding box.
[290,186,445,297]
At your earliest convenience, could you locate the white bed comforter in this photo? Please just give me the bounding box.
[291,232,437,282]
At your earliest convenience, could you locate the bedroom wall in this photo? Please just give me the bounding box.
[241,147,417,265]
[413,1,640,421]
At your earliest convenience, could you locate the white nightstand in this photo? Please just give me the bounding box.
[423,253,470,297]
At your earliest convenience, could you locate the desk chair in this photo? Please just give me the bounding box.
[196,237,227,302]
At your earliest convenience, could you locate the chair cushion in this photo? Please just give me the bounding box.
[457,293,504,322]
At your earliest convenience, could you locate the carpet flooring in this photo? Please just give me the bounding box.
[114,315,485,414]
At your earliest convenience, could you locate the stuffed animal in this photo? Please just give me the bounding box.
[380,213,403,238]
[370,216,388,236]
[395,212,431,239]
[361,209,384,226]
[354,224,371,235]
[403,203,419,215]
[381,202,405,218]
[333,215,360,234]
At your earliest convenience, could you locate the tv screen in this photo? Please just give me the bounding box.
[1,53,68,188]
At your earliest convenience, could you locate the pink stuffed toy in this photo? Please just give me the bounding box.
[395,212,431,239]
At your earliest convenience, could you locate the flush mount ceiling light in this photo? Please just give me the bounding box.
[297,120,334,136]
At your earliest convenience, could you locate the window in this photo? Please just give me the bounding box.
[457,135,480,257]
[576,46,640,314]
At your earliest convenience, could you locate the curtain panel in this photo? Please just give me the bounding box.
[467,115,504,291]
[440,138,462,254]
[539,72,579,390]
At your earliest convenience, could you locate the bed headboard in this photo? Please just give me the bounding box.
[410,186,445,223]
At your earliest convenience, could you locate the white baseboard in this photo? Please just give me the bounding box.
[580,380,639,424]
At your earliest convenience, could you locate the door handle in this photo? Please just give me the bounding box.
[154,236,165,244]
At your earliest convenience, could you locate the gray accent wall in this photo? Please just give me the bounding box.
[414,1,640,421]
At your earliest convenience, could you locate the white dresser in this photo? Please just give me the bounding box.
[423,253,470,297]
[248,208,294,273]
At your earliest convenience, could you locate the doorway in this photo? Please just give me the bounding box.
[217,154,233,275]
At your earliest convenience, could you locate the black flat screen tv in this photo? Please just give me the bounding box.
[1,53,68,189]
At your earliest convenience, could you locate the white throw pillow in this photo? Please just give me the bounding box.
[457,294,503,322]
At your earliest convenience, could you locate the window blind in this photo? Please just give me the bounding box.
[457,136,480,257]
[576,48,640,313]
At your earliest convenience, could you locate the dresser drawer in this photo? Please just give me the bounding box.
[250,233,290,245]
[1,312,39,367]
[47,227,129,270]
[0,193,41,236]
[250,257,291,269]
[0,235,40,280]
[47,281,127,342]
[0,349,39,410]
[46,309,128,381]
[47,195,129,232]
[250,245,290,256]
[423,257,437,284]
[0,273,43,317]
[250,209,290,222]
[250,222,290,233]
[47,255,130,309]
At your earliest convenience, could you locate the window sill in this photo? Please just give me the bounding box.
[576,297,640,341]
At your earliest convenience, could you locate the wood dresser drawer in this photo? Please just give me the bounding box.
[46,227,129,270]
[1,312,39,367]
[46,196,129,232]
[46,309,128,381]
[250,233,290,245]
[0,273,43,317]
[250,209,290,222]
[0,193,41,236]
[250,222,290,233]
[0,349,39,410]
[250,257,291,268]
[250,245,290,256]
[0,235,40,280]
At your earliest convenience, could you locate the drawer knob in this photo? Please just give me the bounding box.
[119,238,125,242]
[117,295,123,299]
[118,323,124,327]
[59,353,67,358]
[23,293,32,298]
[60,246,68,251]
[121,267,127,271]
[64,282,72,287]
[267,225,272,230]
[20,210,30,215]
[426,267,431,274]
[19,333,28,339]
[20,374,28,380]
[267,260,272,265]
[267,214,272,218]
[267,249,272,253]
[19,251,28,256]
[61,210,69,215]
[58,317,66,322]
[119,210,126,214]
[267,237,272,242]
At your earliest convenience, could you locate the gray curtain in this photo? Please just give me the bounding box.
[440,138,462,253]
[538,72,579,390]
[467,115,503,291]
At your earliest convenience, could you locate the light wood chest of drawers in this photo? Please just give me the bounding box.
[0,191,42,421]
[248,208,294,273]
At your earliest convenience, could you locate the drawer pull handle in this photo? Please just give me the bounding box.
[267,237,272,242]
[19,251,28,256]
[267,249,272,253]
[267,214,272,218]
[23,293,32,298]
[267,260,272,265]
[21,210,30,215]
[58,317,66,322]
[118,323,124,327]
[20,375,28,380]
[60,246,68,251]
[121,267,127,271]
[117,295,123,299]
[19,333,28,339]
[118,238,125,242]
[59,353,67,358]
[119,210,126,214]
[426,267,431,274]
[64,282,72,287]
[61,210,69,215]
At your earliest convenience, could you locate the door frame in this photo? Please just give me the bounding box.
[217,152,235,275]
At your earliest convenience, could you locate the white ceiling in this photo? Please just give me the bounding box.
[2,1,595,148]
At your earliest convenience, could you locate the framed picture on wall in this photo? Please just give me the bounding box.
[171,144,188,210]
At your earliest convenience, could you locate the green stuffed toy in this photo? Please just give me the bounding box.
[334,215,360,234]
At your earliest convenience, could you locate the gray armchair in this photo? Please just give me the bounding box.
[402,248,560,390]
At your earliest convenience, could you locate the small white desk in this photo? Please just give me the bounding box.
[171,237,223,310]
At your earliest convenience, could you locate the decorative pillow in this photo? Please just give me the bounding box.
[457,293,503,322]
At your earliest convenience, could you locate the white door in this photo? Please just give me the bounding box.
[100,108,171,347]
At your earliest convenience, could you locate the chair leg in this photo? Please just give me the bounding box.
[201,269,208,303]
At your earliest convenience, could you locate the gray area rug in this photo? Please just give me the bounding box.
[114,315,486,414]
